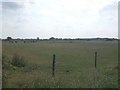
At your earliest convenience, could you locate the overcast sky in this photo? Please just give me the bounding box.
[1,0,119,39]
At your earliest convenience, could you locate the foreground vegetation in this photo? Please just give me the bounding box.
[2,40,118,88]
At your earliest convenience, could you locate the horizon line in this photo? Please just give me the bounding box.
[1,37,119,40]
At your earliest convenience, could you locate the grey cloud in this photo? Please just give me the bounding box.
[2,2,23,10]
[100,1,117,14]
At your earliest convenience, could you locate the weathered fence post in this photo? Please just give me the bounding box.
[94,52,97,68]
[52,54,56,77]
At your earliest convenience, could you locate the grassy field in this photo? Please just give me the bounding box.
[2,40,118,88]
[0,41,2,89]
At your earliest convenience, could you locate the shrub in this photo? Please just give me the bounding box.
[2,54,11,69]
[11,54,26,67]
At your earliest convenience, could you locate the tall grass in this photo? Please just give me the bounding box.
[11,54,26,67]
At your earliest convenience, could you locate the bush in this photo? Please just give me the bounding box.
[2,54,11,69]
[11,54,26,67]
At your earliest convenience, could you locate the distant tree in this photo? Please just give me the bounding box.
[49,37,55,40]
[37,37,39,40]
[7,37,12,40]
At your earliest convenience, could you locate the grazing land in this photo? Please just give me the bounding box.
[2,40,118,88]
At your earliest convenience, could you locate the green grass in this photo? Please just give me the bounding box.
[0,41,2,89]
[2,40,118,88]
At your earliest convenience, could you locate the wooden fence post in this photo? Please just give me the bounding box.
[52,54,56,77]
[95,52,97,68]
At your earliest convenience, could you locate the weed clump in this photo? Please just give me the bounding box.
[11,54,26,67]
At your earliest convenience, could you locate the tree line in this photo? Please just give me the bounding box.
[2,36,118,42]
